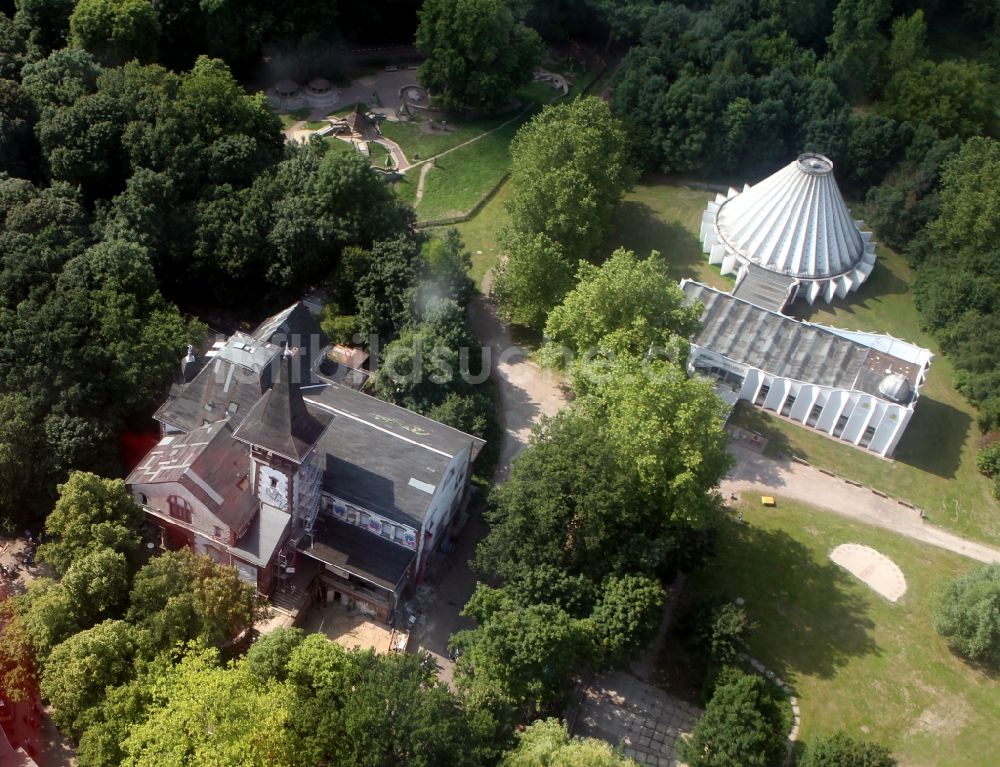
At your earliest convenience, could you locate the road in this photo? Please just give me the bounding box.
[410,291,568,685]
[722,443,1000,564]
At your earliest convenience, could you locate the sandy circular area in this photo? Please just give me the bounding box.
[830,543,907,602]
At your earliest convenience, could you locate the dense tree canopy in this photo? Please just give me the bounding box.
[932,564,1000,667]
[679,668,788,767]
[543,248,699,363]
[416,0,543,111]
[501,718,638,766]
[69,0,160,66]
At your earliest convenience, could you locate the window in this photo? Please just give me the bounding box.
[270,476,278,488]
[394,526,405,543]
[167,495,193,524]
[227,402,239,415]
[213,526,224,539]
[381,524,392,539]
[137,492,148,505]
[359,512,370,528]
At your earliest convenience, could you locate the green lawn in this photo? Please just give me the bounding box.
[667,501,1000,767]
[380,113,516,161]
[412,119,521,221]
[444,180,513,288]
[604,178,734,289]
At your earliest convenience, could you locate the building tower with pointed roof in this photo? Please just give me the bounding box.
[233,347,333,536]
[700,153,877,307]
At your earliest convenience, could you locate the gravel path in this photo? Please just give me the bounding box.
[722,443,1000,564]
[410,287,568,685]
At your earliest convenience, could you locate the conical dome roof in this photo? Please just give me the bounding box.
[700,153,877,306]
[717,154,862,278]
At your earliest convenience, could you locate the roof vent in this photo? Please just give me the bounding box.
[878,372,911,403]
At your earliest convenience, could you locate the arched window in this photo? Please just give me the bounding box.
[167,495,193,524]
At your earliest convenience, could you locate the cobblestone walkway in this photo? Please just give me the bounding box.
[573,670,700,767]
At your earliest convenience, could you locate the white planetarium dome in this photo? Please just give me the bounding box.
[700,153,877,305]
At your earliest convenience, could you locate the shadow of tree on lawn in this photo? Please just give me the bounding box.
[695,518,880,685]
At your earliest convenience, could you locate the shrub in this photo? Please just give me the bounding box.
[932,564,1000,667]
[797,731,897,766]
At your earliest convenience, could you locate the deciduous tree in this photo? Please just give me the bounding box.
[69,0,160,66]
[416,0,543,111]
[932,564,1000,667]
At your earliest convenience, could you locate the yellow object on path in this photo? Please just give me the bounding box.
[761,496,776,507]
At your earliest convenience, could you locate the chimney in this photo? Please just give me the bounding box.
[181,344,198,383]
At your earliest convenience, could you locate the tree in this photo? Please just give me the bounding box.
[16,578,80,664]
[0,600,37,703]
[243,627,306,683]
[506,97,636,258]
[0,393,41,532]
[69,0,160,66]
[454,584,589,713]
[884,59,995,139]
[492,229,574,329]
[40,619,139,737]
[0,77,39,177]
[120,648,296,767]
[14,0,76,56]
[887,10,927,73]
[679,669,787,767]
[502,718,638,766]
[543,248,700,362]
[587,575,664,667]
[416,0,543,111]
[39,471,143,576]
[19,47,101,116]
[932,564,1000,667]
[355,234,425,342]
[798,731,897,767]
[371,322,462,411]
[827,0,892,97]
[576,358,732,525]
[60,547,131,626]
[127,548,260,650]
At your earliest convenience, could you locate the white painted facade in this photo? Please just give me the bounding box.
[690,335,933,457]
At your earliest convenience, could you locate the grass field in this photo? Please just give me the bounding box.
[666,501,1000,766]
[414,120,520,221]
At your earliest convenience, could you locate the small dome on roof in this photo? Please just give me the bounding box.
[878,372,911,403]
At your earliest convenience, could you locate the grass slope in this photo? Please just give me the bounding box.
[669,501,1000,767]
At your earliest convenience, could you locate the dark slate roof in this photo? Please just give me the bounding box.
[233,351,334,463]
[155,333,280,433]
[303,383,484,527]
[683,281,920,399]
[250,302,326,386]
[303,516,414,592]
[231,503,289,568]
[126,421,257,532]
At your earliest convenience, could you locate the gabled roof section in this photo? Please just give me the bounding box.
[155,333,281,434]
[126,420,257,532]
[682,281,929,403]
[303,383,485,526]
[250,302,326,387]
[233,349,334,463]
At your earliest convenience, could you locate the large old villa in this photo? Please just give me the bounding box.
[127,304,483,622]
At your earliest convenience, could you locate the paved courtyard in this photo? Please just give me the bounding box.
[573,670,699,767]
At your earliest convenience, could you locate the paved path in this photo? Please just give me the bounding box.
[573,670,699,767]
[722,443,1000,564]
[410,288,568,684]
